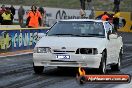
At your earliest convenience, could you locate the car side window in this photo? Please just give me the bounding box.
[108,22,117,34]
[104,22,118,40]
[104,22,112,33]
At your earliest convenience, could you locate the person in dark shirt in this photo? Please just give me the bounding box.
[80,0,85,10]
[113,10,120,32]
[38,7,46,26]
[9,5,16,23]
[9,5,15,16]
[113,0,120,12]
[80,0,92,10]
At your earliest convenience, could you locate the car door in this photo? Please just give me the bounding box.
[104,22,118,64]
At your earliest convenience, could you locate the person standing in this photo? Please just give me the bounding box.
[18,6,25,26]
[101,12,109,21]
[10,5,15,16]
[113,0,120,12]
[0,5,6,24]
[80,0,94,19]
[1,8,13,25]
[0,5,6,13]
[86,0,92,10]
[80,0,86,10]
[38,6,46,26]
[9,5,16,23]
[113,10,120,32]
[80,0,92,10]
[89,6,94,19]
[26,5,42,28]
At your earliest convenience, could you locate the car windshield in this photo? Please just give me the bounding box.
[47,21,105,37]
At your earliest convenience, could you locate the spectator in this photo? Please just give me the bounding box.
[80,0,85,10]
[89,6,95,19]
[0,5,6,24]
[0,4,6,12]
[113,10,120,32]
[80,0,92,10]
[9,5,16,16]
[86,0,92,10]
[38,7,44,16]
[113,0,120,12]
[18,6,25,26]
[80,0,94,19]
[101,12,109,21]
[38,6,46,26]
[1,8,13,25]
[26,5,42,28]
[9,5,16,23]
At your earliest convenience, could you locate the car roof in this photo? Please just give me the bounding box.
[60,19,107,23]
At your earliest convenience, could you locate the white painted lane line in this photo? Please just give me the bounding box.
[124,44,132,47]
[124,55,132,58]
[123,53,132,55]
[122,58,132,63]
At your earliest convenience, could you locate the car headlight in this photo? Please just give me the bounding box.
[76,48,98,54]
[34,47,51,53]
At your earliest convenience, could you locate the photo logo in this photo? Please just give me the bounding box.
[76,67,131,84]
[56,10,80,20]
[56,10,67,19]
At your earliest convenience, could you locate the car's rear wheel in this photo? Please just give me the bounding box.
[33,63,44,74]
[111,50,122,71]
[98,51,107,74]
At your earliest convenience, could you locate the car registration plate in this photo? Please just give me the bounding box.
[56,55,70,59]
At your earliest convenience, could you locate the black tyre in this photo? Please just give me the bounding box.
[98,51,107,74]
[33,63,44,74]
[111,50,122,71]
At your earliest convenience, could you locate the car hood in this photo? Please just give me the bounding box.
[36,36,106,51]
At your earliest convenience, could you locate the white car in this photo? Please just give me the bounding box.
[33,19,123,74]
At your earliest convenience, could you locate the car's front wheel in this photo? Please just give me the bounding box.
[33,63,44,74]
[98,51,107,74]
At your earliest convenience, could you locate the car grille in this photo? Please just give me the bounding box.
[52,50,75,54]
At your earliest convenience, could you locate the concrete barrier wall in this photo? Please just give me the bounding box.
[95,11,132,32]
[0,27,49,54]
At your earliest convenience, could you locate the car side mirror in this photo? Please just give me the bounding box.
[109,34,118,39]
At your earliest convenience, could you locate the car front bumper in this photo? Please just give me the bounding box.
[33,53,102,68]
